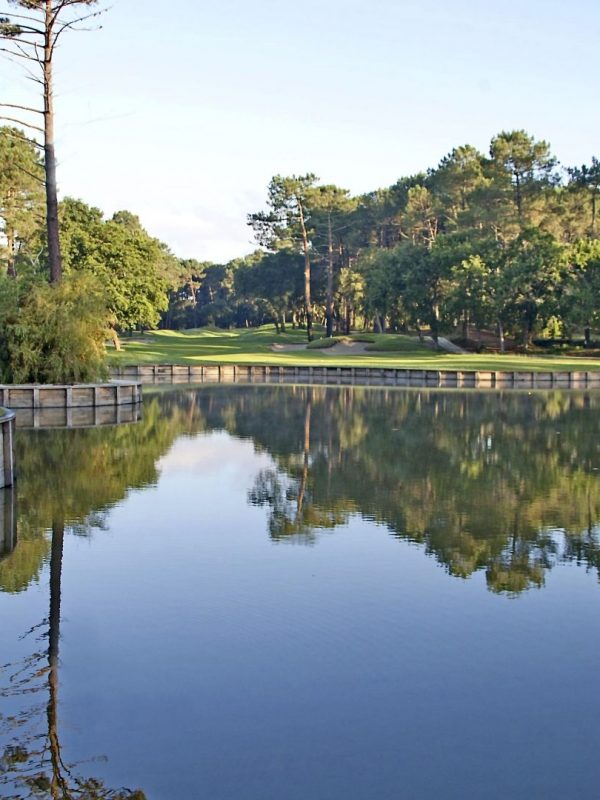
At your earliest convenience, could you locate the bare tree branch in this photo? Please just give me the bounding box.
[0,44,38,60]
[0,11,40,22]
[13,38,42,62]
[53,6,106,43]
[0,114,44,132]
[0,102,43,114]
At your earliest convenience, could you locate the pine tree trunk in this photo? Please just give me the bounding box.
[44,1,62,285]
[298,202,313,342]
[326,212,334,338]
[6,226,16,278]
[515,172,523,224]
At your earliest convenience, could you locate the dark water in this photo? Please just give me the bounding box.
[1,385,600,800]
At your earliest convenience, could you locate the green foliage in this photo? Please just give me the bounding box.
[1,120,599,347]
[0,273,111,383]
[0,127,44,277]
[248,173,318,250]
[60,198,174,332]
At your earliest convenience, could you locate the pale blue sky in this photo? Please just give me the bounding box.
[2,0,599,261]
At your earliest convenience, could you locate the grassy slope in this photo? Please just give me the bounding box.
[108,327,600,372]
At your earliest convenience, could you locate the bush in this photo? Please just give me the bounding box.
[0,274,112,384]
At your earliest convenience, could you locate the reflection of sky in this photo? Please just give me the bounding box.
[157,430,274,478]
[3,426,600,799]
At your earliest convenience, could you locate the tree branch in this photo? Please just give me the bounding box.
[0,11,45,25]
[0,102,43,115]
[12,163,45,185]
[0,45,38,61]
[0,128,43,150]
[52,7,107,49]
[0,115,44,133]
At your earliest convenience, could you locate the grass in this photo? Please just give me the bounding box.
[107,326,600,372]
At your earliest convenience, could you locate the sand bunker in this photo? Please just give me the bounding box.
[270,340,371,355]
[320,341,371,355]
[270,343,308,351]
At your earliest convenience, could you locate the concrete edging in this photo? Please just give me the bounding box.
[0,381,143,409]
[110,364,600,390]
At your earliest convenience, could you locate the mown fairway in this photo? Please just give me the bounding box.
[108,327,600,372]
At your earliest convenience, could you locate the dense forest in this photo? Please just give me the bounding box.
[2,126,599,347]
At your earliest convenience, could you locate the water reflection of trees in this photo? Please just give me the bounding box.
[1,385,599,600]
[1,521,146,798]
[242,387,600,594]
[0,384,598,790]
[156,384,600,596]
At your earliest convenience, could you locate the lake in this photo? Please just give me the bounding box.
[1,385,600,799]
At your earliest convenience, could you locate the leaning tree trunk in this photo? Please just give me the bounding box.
[44,1,62,285]
[302,244,313,341]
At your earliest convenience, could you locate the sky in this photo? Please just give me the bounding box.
[1,0,599,262]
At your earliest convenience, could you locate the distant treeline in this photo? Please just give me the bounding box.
[2,126,599,346]
[167,130,600,347]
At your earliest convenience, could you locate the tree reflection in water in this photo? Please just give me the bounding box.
[0,384,598,792]
[2,386,599,601]
[1,518,146,798]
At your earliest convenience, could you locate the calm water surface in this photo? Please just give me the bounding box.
[1,385,600,799]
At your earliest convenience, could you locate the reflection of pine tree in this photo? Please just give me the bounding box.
[0,522,146,799]
[249,391,349,540]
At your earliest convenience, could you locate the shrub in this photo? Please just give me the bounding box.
[0,274,112,384]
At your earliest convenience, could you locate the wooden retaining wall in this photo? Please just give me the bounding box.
[110,364,600,390]
[0,410,16,489]
[0,381,142,409]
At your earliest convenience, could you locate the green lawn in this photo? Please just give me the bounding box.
[108,327,600,372]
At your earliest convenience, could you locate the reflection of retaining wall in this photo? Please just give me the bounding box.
[0,486,16,557]
[0,410,16,489]
[111,364,600,390]
[0,381,142,409]
[15,403,142,430]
